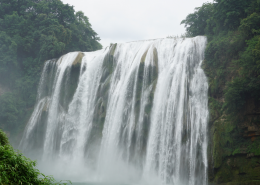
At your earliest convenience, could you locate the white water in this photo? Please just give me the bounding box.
[20,36,208,185]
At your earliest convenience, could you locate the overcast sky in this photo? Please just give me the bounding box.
[61,0,212,48]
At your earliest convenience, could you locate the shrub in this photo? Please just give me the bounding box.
[0,129,70,185]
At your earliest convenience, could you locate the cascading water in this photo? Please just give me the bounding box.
[20,36,209,185]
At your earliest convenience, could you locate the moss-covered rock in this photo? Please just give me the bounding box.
[58,54,82,111]
[72,52,84,67]
[212,155,260,184]
[208,105,260,183]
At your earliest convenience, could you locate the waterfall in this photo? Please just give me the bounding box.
[20,36,208,185]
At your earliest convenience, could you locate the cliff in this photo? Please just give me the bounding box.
[181,1,260,184]
[204,35,260,184]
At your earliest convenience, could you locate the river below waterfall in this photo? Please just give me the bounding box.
[20,36,209,185]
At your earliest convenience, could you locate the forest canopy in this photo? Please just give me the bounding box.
[0,0,102,141]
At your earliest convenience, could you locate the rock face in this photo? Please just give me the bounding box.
[207,102,260,184]
[205,67,260,184]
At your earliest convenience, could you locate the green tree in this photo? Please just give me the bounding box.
[0,0,102,140]
[213,0,254,31]
[0,129,71,184]
[181,3,214,37]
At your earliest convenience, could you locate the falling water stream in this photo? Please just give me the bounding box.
[20,36,209,185]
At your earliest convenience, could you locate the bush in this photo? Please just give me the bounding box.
[0,129,70,185]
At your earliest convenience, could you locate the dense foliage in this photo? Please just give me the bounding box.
[0,129,70,184]
[0,0,102,142]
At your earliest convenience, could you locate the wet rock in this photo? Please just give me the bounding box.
[72,52,84,67]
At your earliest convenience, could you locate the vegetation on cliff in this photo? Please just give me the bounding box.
[181,0,260,184]
[0,0,102,143]
[0,129,70,184]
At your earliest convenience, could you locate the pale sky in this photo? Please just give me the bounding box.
[61,0,213,48]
